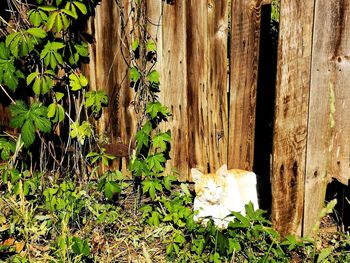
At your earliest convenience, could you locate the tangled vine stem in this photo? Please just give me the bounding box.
[115,0,163,129]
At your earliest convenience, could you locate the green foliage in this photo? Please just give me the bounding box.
[40,6,74,32]
[6,28,47,58]
[40,41,65,69]
[70,120,92,144]
[0,43,24,91]
[47,92,65,123]
[9,101,51,147]
[87,147,115,166]
[71,237,90,256]
[0,138,16,160]
[28,8,48,26]
[69,72,88,91]
[26,70,55,95]
[84,90,108,114]
[97,171,128,200]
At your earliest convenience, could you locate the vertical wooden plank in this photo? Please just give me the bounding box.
[161,1,189,180]
[186,0,209,173]
[228,0,264,170]
[304,0,350,236]
[84,0,136,172]
[271,0,314,236]
[207,0,229,171]
[146,0,162,75]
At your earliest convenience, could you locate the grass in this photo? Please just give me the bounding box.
[0,170,350,262]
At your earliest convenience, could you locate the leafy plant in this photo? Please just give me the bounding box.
[9,101,51,147]
[0,43,24,91]
[69,72,88,91]
[6,28,47,58]
[47,92,65,123]
[0,138,16,161]
[70,121,92,145]
[26,70,55,96]
[84,90,108,114]
[97,171,127,201]
[40,41,65,69]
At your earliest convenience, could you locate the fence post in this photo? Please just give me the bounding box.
[271,0,315,236]
[228,0,265,171]
[304,0,350,236]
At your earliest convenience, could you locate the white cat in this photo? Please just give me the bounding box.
[191,164,259,229]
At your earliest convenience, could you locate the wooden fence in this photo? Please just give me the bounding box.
[0,0,349,237]
[84,0,350,236]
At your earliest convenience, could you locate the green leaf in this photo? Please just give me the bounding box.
[47,103,56,118]
[22,120,36,147]
[5,32,19,48]
[163,175,176,191]
[9,101,51,147]
[146,40,156,52]
[147,70,160,84]
[72,237,90,256]
[317,247,333,263]
[146,102,170,119]
[132,39,139,51]
[46,12,58,31]
[135,121,153,152]
[32,77,41,95]
[173,232,185,244]
[28,10,42,26]
[61,8,78,19]
[0,138,16,160]
[129,67,140,82]
[73,1,87,14]
[39,6,57,12]
[40,41,65,69]
[148,211,160,226]
[75,43,89,57]
[84,91,108,114]
[152,131,171,151]
[26,28,47,38]
[55,92,65,101]
[56,13,63,32]
[147,153,166,172]
[69,73,88,91]
[70,121,92,144]
[104,181,121,200]
[26,71,39,85]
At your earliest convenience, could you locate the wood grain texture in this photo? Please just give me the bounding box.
[186,0,209,173]
[228,0,263,170]
[304,0,350,236]
[271,0,314,236]
[207,0,229,171]
[161,0,189,180]
[84,0,136,172]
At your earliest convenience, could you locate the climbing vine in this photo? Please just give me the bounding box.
[0,0,104,177]
[112,0,174,198]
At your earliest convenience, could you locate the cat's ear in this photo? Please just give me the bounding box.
[191,168,203,183]
[216,164,228,177]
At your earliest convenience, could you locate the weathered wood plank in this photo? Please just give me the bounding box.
[186,0,209,174]
[161,0,189,180]
[84,0,136,172]
[228,0,263,170]
[271,0,314,236]
[304,0,350,236]
[207,0,229,171]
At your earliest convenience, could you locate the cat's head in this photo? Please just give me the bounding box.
[191,165,229,205]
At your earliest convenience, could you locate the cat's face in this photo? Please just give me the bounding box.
[191,167,228,205]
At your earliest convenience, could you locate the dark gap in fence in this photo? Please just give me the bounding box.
[326,179,350,230]
[253,4,278,216]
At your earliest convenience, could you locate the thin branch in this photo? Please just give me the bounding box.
[0,84,16,104]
